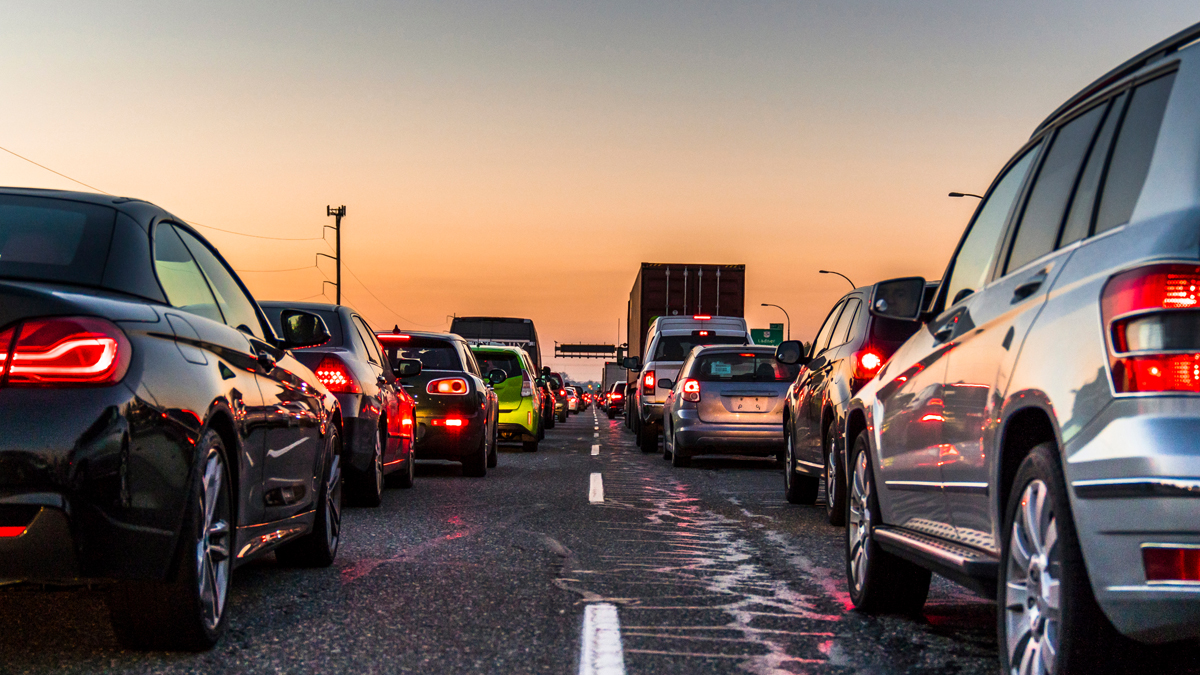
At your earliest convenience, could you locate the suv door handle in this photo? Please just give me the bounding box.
[1011,272,1048,303]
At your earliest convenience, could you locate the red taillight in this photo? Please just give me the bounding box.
[0,525,27,537]
[1103,264,1200,393]
[642,370,656,395]
[1,317,130,387]
[431,417,465,428]
[693,315,711,320]
[853,350,884,380]
[681,378,701,402]
[611,392,623,399]
[376,333,411,342]
[1143,546,1200,582]
[315,354,361,394]
[698,330,710,337]
[428,378,469,395]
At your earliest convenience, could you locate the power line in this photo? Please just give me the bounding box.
[235,264,318,273]
[340,262,445,328]
[187,220,326,242]
[0,144,111,194]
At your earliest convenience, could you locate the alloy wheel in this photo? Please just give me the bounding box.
[1004,479,1060,675]
[826,442,837,513]
[324,455,343,554]
[784,431,795,491]
[195,448,231,632]
[373,428,384,496]
[847,449,872,593]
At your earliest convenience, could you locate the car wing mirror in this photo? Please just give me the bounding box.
[392,358,423,379]
[657,378,674,390]
[279,309,331,349]
[622,356,641,371]
[487,368,507,385]
[775,340,810,366]
[870,277,927,322]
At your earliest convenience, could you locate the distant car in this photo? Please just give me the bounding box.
[774,283,929,523]
[539,376,557,430]
[547,371,569,422]
[0,188,341,650]
[566,386,580,412]
[604,382,627,419]
[624,315,752,452]
[471,344,543,452]
[262,302,417,505]
[661,345,799,467]
[376,330,501,476]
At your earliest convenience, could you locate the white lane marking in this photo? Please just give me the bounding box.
[589,473,604,503]
[594,432,600,437]
[579,603,625,675]
[266,437,309,458]
[592,444,600,456]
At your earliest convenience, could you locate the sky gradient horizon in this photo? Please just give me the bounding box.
[3,2,1197,380]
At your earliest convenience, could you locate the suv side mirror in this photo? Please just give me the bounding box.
[870,277,927,322]
[622,356,641,371]
[487,368,507,385]
[657,378,674,390]
[279,309,331,349]
[392,358,422,379]
[775,340,810,366]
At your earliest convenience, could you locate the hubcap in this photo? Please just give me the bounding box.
[196,448,230,632]
[847,448,872,592]
[1005,479,1060,675]
[325,455,342,552]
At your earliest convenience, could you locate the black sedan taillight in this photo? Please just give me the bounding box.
[0,317,131,387]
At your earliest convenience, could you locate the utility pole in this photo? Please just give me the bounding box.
[321,205,346,304]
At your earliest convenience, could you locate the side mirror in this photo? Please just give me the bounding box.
[487,368,507,385]
[775,340,810,366]
[392,358,422,379]
[622,356,641,371]
[279,309,331,349]
[541,366,552,378]
[870,277,927,322]
[657,378,674,390]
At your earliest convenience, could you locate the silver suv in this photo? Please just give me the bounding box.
[842,22,1200,673]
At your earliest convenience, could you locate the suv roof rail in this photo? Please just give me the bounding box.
[1036,20,1200,135]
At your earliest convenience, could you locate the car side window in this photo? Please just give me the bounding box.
[831,298,862,348]
[153,224,223,324]
[944,143,1041,307]
[351,316,382,365]
[811,301,845,356]
[1094,72,1176,235]
[461,344,482,376]
[1005,103,1107,273]
[174,226,266,340]
[1060,93,1127,246]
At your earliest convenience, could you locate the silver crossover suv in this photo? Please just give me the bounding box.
[661,345,799,467]
[842,21,1200,674]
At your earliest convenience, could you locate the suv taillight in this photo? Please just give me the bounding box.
[642,370,656,395]
[1102,264,1200,393]
[1,317,131,387]
[520,373,533,397]
[315,354,362,394]
[852,349,884,381]
[681,378,701,402]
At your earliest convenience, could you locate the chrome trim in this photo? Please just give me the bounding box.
[795,458,823,470]
[1073,477,1200,499]
[884,480,989,494]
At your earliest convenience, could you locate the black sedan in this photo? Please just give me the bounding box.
[0,188,342,651]
[376,329,501,477]
[261,301,418,506]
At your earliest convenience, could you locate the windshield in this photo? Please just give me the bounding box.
[692,352,800,383]
[0,196,116,286]
[474,351,523,380]
[381,337,463,371]
[653,334,746,361]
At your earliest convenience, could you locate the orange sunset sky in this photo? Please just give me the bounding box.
[2,2,1197,379]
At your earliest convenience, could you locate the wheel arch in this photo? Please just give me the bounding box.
[994,394,1062,534]
[202,402,241,525]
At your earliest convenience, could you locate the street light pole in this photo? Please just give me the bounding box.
[819,270,856,290]
[325,205,346,304]
[760,303,790,340]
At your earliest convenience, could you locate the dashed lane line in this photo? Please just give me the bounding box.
[589,473,605,503]
[579,603,626,675]
[592,444,601,456]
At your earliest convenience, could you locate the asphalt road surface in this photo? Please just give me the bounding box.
[1,408,1010,674]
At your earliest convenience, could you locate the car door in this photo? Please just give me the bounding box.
[940,99,1114,552]
[352,314,400,464]
[791,300,846,472]
[175,226,324,520]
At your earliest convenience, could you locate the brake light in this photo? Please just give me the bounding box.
[611,392,623,399]
[431,417,465,428]
[1,318,131,387]
[315,354,361,394]
[854,350,884,379]
[698,330,710,337]
[0,525,27,537]
[428,378,469,395]
[376,333,411,342]
[681,378,701,402]
[693,315,711,320]
[642,370,656,395]
[1143,545,1200,582]
[1103,264,1200,393]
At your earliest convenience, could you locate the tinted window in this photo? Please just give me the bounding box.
[870,316,923,354]
[262,306,343,348]
[474,350,523,380]
[1061,93,1126,246]
[614,382,627,394]
[1007,104,1106,272]
[1095,73,1176,234]
[154,224,223,324]
[830,298,861,349]
[692,352,800,382]
[810,302,845,356]
[380,337,462,371]
[176,227,264,339]
[0,196,115,285]
[945,144,1041,306]
[653,334,747,361]
[460,344,482,376]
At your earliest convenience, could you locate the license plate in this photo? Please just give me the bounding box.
[733,397,767,412]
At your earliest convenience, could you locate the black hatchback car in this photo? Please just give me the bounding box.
[776,282,933,523]
[376,329,501,477]
[0,188,342,650]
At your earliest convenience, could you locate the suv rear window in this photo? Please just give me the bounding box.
[692,352,800,382]
[474,351,523,379]
[653,334,746,361]
[381,337,463,371]
[0,196,116,286]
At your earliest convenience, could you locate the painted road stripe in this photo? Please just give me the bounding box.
[591,444,600,456]
[589,473,604,503]
[594,432,600,437]
[579,603,625,675]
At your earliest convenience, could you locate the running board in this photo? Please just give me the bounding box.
[873,526,999,598]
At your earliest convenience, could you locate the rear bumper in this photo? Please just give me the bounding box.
[497,398,538,439]
[340,411,379,474]
[413,411,486,460]
[672,411,783,456]
[0,506,78,580]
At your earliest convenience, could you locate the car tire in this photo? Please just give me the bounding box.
[107,429,233,651]
[998,442,1133,674]
[845,429,930,614]
[276,427,343,568]
[523,439,539,452]
[606,409,615,420]
[462,429,488,478]
[638,421,657,453]
[350,425,384,507]
[824,431,846,526]
[558,407,568,423]
[784,427,819,505]
[671,446,691,467]
[389,444,415,489]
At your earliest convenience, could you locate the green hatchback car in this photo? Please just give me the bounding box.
[470,345,543,452]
